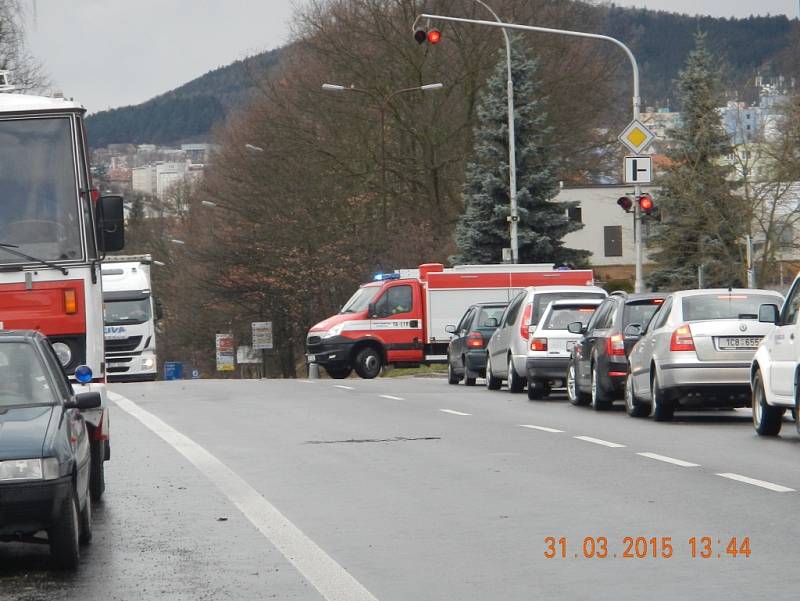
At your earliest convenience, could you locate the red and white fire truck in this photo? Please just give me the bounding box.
[306,263,595,379]
[0,88,125,499]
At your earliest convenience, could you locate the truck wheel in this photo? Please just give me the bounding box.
[651,372,674,422]
[485,357,502,391]
[753,371,783,436]
[326,366,352,379]
[507,358,525,393]
[354,347,382,379]
[49,487,80,569]
[79,490,92,545]
[89,439,106,502]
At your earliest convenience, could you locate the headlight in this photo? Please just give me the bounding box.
[52,342,72,366]
[143,357,155,369]
[0,459,42,481]
[321,324,344,339]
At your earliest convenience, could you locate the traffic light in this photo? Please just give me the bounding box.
[617,196,633,213]
[638,193,655,214]
[414,28,442,45]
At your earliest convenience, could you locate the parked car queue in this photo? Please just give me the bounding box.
[446,280,800,437]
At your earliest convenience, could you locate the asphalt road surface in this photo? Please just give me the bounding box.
[2,375,800,600]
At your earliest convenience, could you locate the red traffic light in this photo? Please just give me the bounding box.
[638,194,655,213]
[427,29,442,44]
[617,196,633,212]
[414,29,427,44]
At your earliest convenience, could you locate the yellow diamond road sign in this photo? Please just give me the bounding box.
[618,119,655,154]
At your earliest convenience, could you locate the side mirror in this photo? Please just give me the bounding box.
[567,321,585,335]
[485,317,499,328]
[66,391,102,410]
[155,298,164,320]
[445,324,456,334]
[98,195,125,252]
[758,303,780,324]
[368,302,377,318]
[624,323,643,337]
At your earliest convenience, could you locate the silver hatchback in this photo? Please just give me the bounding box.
[626,288,784,421]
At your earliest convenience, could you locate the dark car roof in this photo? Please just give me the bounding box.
[0,330,46,343]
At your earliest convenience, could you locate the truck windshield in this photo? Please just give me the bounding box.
[104,298,151,325]
[0,117,82,264]
[340,286,380,314]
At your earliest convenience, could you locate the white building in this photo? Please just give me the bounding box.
[156,162,188,198]
[131,165,156,196]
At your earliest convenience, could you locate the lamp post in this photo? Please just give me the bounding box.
[415,13,646,291]
[321,82,443,227]
[244,143,264,153]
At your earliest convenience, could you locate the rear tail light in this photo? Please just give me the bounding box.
[606,333,625,356]
[670,324,695,352]
[64,289,77,314]
[520,303,532,340]
[466,331,484,349]
[530,338,548,352]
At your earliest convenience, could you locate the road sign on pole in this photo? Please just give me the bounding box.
[252,321,274,350]
[618,119,655,154]
[624,156,652,184]
[215,333,235,372]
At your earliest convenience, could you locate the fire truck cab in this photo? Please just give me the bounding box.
[306,263,595,379]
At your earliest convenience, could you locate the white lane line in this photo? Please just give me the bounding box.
[637,452,700,467]
[573,435,626,448]
[298,380,317,384]
[519,424,564,433]
[379,395,404,400]
[109,392,379,601]
[716,472,796,493]
[440,409,472,416]
[333,385,355,390]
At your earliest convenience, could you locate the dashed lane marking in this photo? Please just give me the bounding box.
[715,472,795,492]
[110,392,380,601]
[439,409,472,416]
[637,452,700,467]
[334,385,355,390]
[519,424,564,433]
[573,435,626,448]
[379,395,404,400]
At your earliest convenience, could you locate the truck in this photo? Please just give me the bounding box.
[101,255,161,382]
[0,86,125,500]
[305,263,595,379]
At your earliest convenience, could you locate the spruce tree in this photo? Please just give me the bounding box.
[452,41,587,266]
[647,32,748,289]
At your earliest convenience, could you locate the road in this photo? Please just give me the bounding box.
[2,375,800,600]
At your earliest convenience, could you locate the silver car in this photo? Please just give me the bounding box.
[626,288,784,421]
[486,285,607,393]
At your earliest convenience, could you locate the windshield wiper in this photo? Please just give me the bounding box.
[0,242,68,275]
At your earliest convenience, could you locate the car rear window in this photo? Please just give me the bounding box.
[542,305,598,330]
[623,300,664,329]
[476,306,506,328]
[681,294,780,321]
[531,292,606,326]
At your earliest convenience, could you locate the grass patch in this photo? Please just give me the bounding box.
[381,364,448,378]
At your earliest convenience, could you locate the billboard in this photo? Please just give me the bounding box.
[252,321,273,350]
[215,333,235,371]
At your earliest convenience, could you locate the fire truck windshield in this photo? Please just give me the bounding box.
[0,117,82,265]
[340,286,380,314]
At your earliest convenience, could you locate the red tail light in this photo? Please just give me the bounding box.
[670,324,695,352]
[530,338,548,352]
[466,331,484,349]
[606,333,625,356]
[520,303,532,340]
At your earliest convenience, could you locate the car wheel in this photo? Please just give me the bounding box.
[486,357,501,391]
[89,440,105,502]
[625,373,649,417]
[508,357,525,393]
[753,370,783,436]
[49,486,80,570]
[464,358,477,386]
[567,360,590,406]
[326,366,353,379]
[447,361,460,385]
[651,371,674,422]
[353,347,382,379]
[590,361,612,411]
[527,379,550,400]
[79,489,92,545]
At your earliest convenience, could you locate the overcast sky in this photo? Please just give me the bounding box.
[23,1,799,113]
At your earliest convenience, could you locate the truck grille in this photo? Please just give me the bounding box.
[105,336,142,353]
[307,335,322,346]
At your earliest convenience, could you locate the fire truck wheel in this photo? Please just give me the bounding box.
[89,440,106,502]
[326,366,353,379]
[354,347,382,379]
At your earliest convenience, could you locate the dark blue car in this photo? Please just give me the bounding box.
[446,302,507,386]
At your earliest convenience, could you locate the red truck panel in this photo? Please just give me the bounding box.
[0,280,86,335]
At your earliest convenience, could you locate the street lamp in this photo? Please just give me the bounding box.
[201,200,218,208]
[321,81,444,226]
[169,238,186,245]
[244,143,264,153]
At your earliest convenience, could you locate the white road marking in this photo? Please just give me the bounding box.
[519,424,564,433]
[109,392,379,601]
[439,409,471,416]
[573,435,626,448]
[298,380,317,384]
[334,385,354,390]
[379,395,404,400]
[637,452,700,467]
[716,472,796,493]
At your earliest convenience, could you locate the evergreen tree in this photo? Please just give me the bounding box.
[452,41,587,266]
[647,32,748,289]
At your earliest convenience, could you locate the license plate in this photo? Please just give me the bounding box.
[307,355,316,362]
[718,336,761,350]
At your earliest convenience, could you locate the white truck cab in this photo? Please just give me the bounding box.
[750,278,800,436]
[101,255,160,381]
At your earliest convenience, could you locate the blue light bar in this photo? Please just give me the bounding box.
[373,272,401,281]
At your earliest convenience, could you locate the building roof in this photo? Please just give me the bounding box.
[0,93,84,114]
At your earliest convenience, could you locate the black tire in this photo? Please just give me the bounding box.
[79,489,92,545]
[49,486,80,569]
[567,360,590,406]
[507,357,525,393]
[326,366,352,379]
[89,439,105,502]
[353,347,382,379]
[753,370,783,436]
[527,379,551,400]
[463,357,477,386]
[590,362,612,411]
[651,371,674,422]
[447,361,460,385]
[486,357,501,391]
[464,376,477,386]
[625,373,649,417]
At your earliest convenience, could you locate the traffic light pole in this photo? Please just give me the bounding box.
[417,13,645,289]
